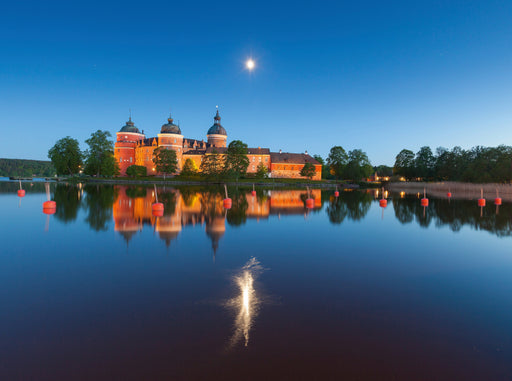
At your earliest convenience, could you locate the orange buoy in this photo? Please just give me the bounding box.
[495,198,502,205]
[379,199,387,208]
[43,207,56,215]
[447,192,452,198]
[251,190,257,197]
[306,198,315,209]
[334,191,339,197]
[43,200,56,209]
[223,198,232,209]
[17,189,25,197]
[152,209,164,217]
[152,202,164,212]
[421,198,429,207]
[478,198,486,207]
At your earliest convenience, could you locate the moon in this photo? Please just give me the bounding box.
[246,59,255,71]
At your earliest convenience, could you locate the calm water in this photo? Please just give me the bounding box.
[2,181,512,380]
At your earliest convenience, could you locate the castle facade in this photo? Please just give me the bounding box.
[114,110,322,180]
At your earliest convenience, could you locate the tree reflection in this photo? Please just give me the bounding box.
[391,195,512,236]
[326,195,348,224]
[84,184,117,231]
[53,184,82,223]
[226,188,248,227]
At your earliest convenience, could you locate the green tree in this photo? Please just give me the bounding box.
[48,136,82,175]
[327,146,348,179]
[224,140,249,180]
[84,130,119,176]
[200,149,224,178]
[153,147,178,179]
[344,149,373,181]
[126,165,147,178]
[255,162,269,178]
[415,146,435,180]
[393,149,415,179]
[300,162,316,179]
[180,158,198,176]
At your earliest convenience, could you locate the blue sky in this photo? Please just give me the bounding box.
[1,0,511,165]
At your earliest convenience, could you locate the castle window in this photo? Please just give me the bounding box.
[252,157,255,162]
[265,158,268,162]
[259,157,262,162]
[130,157,132,163]
[119,158,122,163]
[252,165,255,170]
[174,138,177,143]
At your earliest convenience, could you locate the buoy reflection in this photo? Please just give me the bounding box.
[227,257,262,347]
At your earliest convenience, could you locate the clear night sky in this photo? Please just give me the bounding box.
[1,1,511,165]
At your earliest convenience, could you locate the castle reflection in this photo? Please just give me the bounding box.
[113,186,321,252]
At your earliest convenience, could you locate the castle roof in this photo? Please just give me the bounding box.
[120,117,140,133]
[270,152,320,165]
[207,110,227,136]
[160,113,181,135]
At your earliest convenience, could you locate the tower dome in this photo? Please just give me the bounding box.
[207,110,227,136]
[160,113,181,134]
[119,117,140,133]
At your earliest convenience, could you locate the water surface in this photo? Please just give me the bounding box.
[2,182,512,380]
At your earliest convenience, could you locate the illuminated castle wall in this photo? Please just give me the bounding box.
[114,110,322,180]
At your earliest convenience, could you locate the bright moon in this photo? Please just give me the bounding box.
[246,59,255,70]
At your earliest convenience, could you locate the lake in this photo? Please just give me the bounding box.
[2,181,512,380]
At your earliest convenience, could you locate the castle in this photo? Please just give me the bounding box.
[114,110,322,180]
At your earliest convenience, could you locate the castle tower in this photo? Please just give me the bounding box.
[157,112,184,170]
[207,109,227,148]
[115,117,145,176]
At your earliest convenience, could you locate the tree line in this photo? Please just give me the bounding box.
[48,131,120,177]
[394,145,512,183]
[0,158,55,177]
[313,146,374,181]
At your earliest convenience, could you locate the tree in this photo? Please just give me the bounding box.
[48,136,82,175]
[84,130,119,177]
[415,146,435,180]
[126,165,147,178]
[327,146,348,179]
[314,154,330,179]
[393,149,415,179]
[224,140,249,180]
[255,163,269,179]
[153,147,178,179]
[180,158,198,176]
[200,149,224,178]
[344,149,373,181]
[300,162,316,180]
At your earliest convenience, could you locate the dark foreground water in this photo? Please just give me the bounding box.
[2,181,512,380]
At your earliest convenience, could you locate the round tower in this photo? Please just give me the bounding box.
[157,113,184,170]
[115,117,145,176]
[207,109,227,148]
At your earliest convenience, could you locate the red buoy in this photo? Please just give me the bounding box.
[478,198,486,207]
[421,198,429,207]
[447,192,452,198]
[306,198,315,209]
[43,200,56,209]
[494,198,502,206]
[223,198,232,209]
[152,202,164,212]
[334,191,339,197]
[379,199,387,208]
[251,190,257,197]
[152,209,164,217]
[17,189,25,197]
[43,207,56,215]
